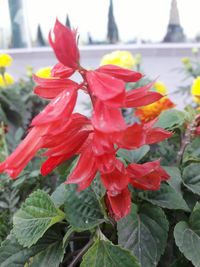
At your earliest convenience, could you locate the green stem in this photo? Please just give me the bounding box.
[1,122,8,157]
[68,238,93,267]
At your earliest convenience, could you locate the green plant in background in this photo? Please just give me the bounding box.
[176,48,200,105]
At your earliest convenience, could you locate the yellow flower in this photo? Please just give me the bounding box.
[154,81,168,95]
[0,73,14,87]
[191,76,200,104]
[35,67,51,78]
[0,54,13,68]
[100,51,136,69]
[181,57,190,65]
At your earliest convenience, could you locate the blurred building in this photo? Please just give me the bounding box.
[163,0,185,43]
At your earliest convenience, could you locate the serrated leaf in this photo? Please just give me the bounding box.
[117,145,150,163]
[117,204,168,267]
[139,183,190,211]
[183,138,200,164]
[174,221,200,267]
[51,183,68,207]
[182,163,200,195]
[189,202,200,235]
[30,229,65,267]
[13,190,65,247]
[64,184,104,231]
[164,166,182,194]
[80,239,140,267]
[155,109,185,130]
[0,227,65,267]
[91,173,106,199]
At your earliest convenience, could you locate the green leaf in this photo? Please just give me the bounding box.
[117,145,150,163]
[0,227,66,267]
[91,173,106,199]
[174,221,200,267]
[155,109,185,130]
[182,163,200,195]
[183,138,200,164]
[163,166,182,194]
[139,183,190,211]
[64,184,104,231]
[117,204,169,267]
[189,202,200,235]
[80,239,140,267]
[30,229,66,267]
[13,190,65,247]
[51,183,68,207]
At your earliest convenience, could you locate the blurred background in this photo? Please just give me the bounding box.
[1,0,200,47]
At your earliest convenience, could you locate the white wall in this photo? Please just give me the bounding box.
[1,43,198,110]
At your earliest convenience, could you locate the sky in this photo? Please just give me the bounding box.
[0,0,200,46]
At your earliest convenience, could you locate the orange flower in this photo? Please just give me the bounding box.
[135,97,175,123]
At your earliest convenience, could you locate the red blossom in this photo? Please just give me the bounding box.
[97,64,142,82]
[124,82,163,108]
[51,63,75,78]
[0,20,172,221]
[86,71,125,107]
[106,188,131,221]
[49,19,79,69]
[33,74,79,99]
[127,160,170,190]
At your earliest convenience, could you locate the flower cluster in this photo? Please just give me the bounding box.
[0,20,172,220]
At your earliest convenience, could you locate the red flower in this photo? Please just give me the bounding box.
[97,64,142,82]
[105,188,131,221]
[127,160,170,190]
[124,82,163,108]
[33,74,79,99]
[117,119,172,149]
[49,19,79,70]
[0,20,172,221]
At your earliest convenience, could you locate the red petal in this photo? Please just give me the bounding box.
[49,19,79,69]
[86,71,125,106]
[0,127,45,178]
[117,123,146,149]
[92,100,126,133]
[101,159,129,192]
[106,188,131,220]
[95,153,116,173]
[33,75,78,99]
[51,63,75,78]
[127,160,170,190]
[124,82,163,108]
[41,155,67,176]
[44,130,90,157]
[31,89,77,126]
[146,127,172,144]
[66,146,97,188]
[97,64,142,82]
[92,130,114,156]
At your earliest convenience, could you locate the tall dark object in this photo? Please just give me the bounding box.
[107,0,119,44]
[8,0,28,48]
[163,0,185,42]
[36,25,46,46]
[65,15,71,29]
